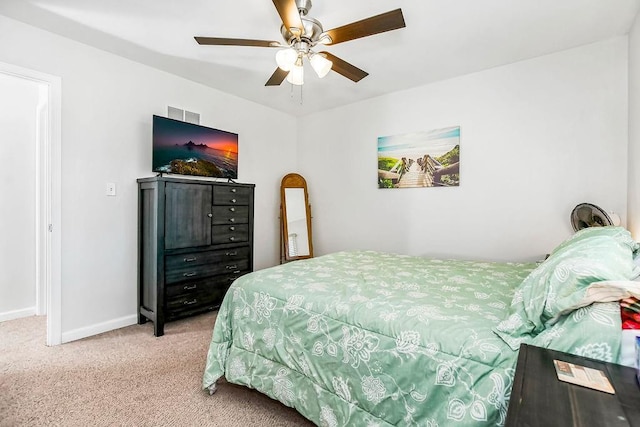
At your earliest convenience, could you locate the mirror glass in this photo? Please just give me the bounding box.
[284,188,310,257]
[280,173,313,262]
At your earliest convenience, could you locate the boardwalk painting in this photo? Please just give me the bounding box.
[377,126,460,189]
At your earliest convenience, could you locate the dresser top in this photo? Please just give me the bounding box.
[137,175,255,188]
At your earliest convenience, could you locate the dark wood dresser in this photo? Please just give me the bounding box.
[506,344,640,427]
[137,176,255,336]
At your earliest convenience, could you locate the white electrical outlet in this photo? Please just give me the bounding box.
[106,182,117,196]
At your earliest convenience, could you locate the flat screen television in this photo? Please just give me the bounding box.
[152,115,238,179]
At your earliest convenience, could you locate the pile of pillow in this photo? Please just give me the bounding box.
[493,226,640,350]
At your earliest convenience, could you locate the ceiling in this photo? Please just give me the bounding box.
[1,0,639,117]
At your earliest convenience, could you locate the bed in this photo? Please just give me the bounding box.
[203,227,640,426]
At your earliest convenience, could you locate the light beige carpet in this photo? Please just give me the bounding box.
[0,313,313,426]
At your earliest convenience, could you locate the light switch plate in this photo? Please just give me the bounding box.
[106,182,116,196]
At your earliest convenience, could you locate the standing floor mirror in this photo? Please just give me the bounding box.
[280,173,313,263]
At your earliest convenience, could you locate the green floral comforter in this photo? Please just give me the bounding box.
[203,251,622,426]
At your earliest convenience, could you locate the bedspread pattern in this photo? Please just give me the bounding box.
[203,251,621,426]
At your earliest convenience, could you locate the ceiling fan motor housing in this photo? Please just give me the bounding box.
[281,15,324,45]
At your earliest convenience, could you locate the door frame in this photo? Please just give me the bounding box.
[0,61,62,346]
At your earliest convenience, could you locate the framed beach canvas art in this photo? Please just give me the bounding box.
[377,126,460,189]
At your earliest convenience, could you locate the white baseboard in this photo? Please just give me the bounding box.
[0,307,37,322]
[61,314,138,343]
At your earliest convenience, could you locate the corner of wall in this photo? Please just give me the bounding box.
[627,11,640,238]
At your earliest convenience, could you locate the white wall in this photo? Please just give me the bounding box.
[298,38,629,262]
[0,15,297,340]
[0,73,39,320]
[628,13,640,238]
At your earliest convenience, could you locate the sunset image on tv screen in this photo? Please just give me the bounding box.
[152,115,238,179]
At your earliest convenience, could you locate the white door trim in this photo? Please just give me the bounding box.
[0,61,62,346]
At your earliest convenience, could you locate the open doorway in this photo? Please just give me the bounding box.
[0,62,61,346]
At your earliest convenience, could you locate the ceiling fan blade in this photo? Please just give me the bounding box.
[319,52,368,82]
[195,37,281,48]
[272,0,304,35]
[265,68,289,86]
[324,8,406,45]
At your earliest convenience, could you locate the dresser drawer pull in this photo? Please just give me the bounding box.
[226,251,238,256]
[184,299,198,305]
[231,188,237,193]
[230,199,237,203]
[229,226,235,231]
[229,237,236,242]
[229,218,235,223]
[226,264,238,270]
[184,257,197,262]
[228,276,239,282]
[229,207,236,212]
[207,213,213,218]
[232,270,241,274]
[183,272,197,277]
[183,284,197,290]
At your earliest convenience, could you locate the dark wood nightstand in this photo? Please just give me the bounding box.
[505,344,640,427]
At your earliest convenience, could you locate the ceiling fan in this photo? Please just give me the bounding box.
[195,0,406,86]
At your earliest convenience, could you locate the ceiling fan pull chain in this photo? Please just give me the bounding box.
[300,84,303,105]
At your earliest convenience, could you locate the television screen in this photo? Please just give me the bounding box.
[152,115,238,179]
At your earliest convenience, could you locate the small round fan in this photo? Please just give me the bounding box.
[570,203,614,232]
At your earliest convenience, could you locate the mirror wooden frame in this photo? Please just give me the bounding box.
[280,173,313,263]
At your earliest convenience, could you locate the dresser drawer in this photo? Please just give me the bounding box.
[166,270,248,298]
[166,278,225,305]
[165,247,249,270]
[211,224,249,245]
[165,290,221,316]
[165,247,250,284]
[213,185,251,206]
[165,272,248,318]
[166,276,218,298]
[211,205,249,225]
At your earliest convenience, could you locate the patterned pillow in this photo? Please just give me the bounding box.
[493,227,640,350]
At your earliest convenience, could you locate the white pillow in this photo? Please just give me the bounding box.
[548,280,640,324]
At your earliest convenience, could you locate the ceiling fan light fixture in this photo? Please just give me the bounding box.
[276,47,298,71]
[310,53,332,78]
[287,56,304,85]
